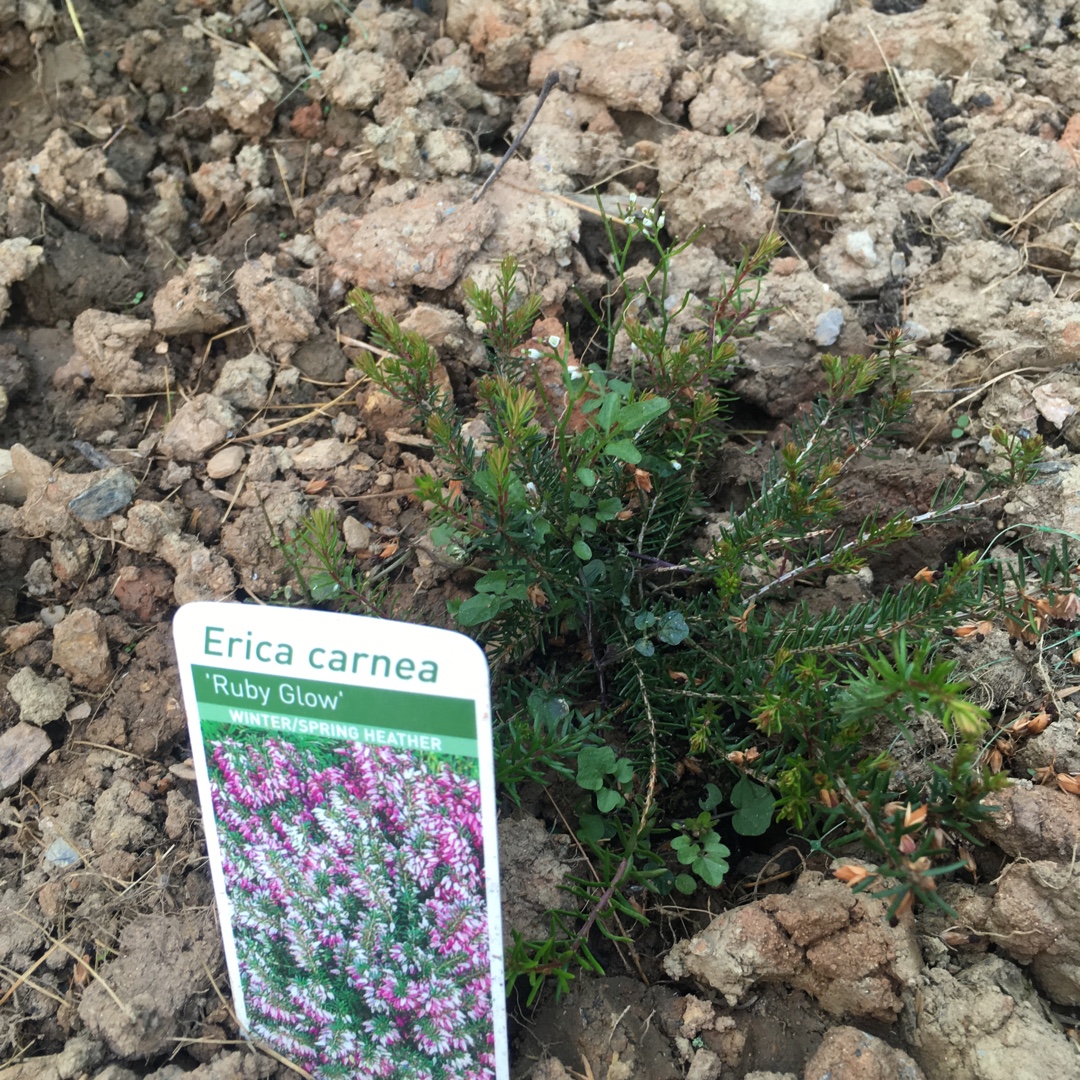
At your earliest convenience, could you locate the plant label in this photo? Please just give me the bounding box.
[173,601,507,1079]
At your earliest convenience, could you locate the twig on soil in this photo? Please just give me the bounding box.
[0,960,67,1008]
[11,910,136,1021]
[866,24,936,151]
[998,186,1075,242]
[745,497,999,605]
[335,330,394,359]
[912,364,1059,450]
[272,149,298,219]
[472,70,560,204]
[220,461,250,526]
[193,18,279,73]
[228,383,357,443]
[0,939,67,1008]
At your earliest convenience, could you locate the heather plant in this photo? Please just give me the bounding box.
[206,730,494,1079]
[285,200,1043,1000]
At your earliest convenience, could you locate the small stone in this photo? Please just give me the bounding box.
[39,604,66,628]
[158,394,242,462]
[0,722,51,796]
[68,468,137,521]
[291,438,355,474]
[815,308,846,347]
[343,516,372,552]
[206,445,245,480]
[844,229,878,268]
[6,666,72,726]
[44,837,82,869]
[213,351,273,410]
[52,608,112,691]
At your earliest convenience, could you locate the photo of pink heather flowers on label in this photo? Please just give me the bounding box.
[173,602,506,1080]
[207,732,494,1079]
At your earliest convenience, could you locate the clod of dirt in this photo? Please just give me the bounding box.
[0,721,51,796]
[688,53,764,136]
[151,1048,277,1078]
[124,500,236,604]
[219,481,310,597]
[400,302,486,368]
[735,263,865,417]
[158,394,242,463]
[234,254,319,360]
[806,1025,925,1079]
[658,131,777,255]
[77,912,222,1059]
[521,975,682,1080]
[444,0,589,82]
[952,129,1077,222]
[190,160,247,224]
[90,778,157,854]
[113,565,174,623]
[152,256,236,336]
[72,309,168,395]
[529,20,679,114]
[7,444,115,539]
[0,236,44,325]
[1,620,44,652]
[1014,719,1080,776]
[823,4,1006,78]
[984,860,1080,1006]
[456,159,580,308]
[317,180,498,293]
[212,351,273,410]
[51,607,112,691]
[498,814,576,948]
[0,1035,104,1080]
[204,42,282,137]
[663,870,921,1021]
[288,334,344,383]
[911,955,1080,1080]
[713,0,840,55]
[904,241,1049,359]
[5,666,71,725]
[25,130,130,241]
[512,85,623,184]
[976,783,1080,862]
[322,48,405,111]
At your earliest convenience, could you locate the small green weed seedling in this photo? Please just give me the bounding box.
[285,199,1044,1001]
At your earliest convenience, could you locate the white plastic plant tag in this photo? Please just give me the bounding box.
[172,601,507,1080]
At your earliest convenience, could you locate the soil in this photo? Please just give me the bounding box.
[4,1,1080,1078]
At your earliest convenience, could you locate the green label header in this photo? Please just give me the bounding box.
[192,665,478,744]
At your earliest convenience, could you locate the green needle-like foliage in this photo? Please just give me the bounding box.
[284,202,1045,999]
